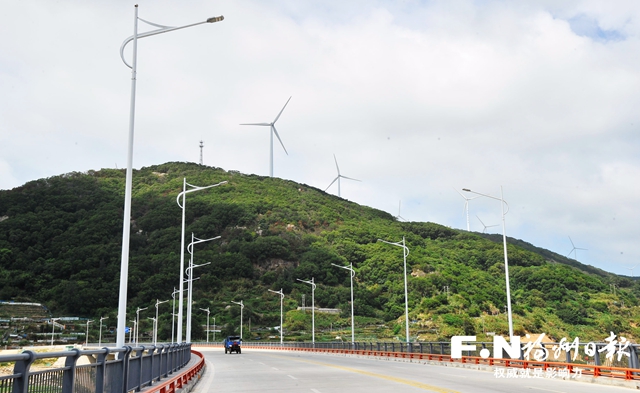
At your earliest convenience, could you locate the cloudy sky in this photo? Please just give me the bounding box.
[1,1,639,276]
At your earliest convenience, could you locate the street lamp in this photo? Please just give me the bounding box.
[85,320,93,345]
[116,4,225,348]
[331,263,355,344]
[200,307,210,343]
[148,317,157,345]
[268,290,285,344]
[377,237,410,343]
[185,259,212,343]
[129,320,137,344]
[231,300,244,339]
[462,186,513,339]
[155,299,169,345]
[213,316,216,342]
[296,277,316,345]
[136,306,147,344]
[50,318,59,346]
[176,181,226,344]
[99,316,109,346]
[185,234,220,342]
[171,287,179,344]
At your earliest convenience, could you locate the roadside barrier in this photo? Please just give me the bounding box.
[0,343,192,393]
[143,350,205,393]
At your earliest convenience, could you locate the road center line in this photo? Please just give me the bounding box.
[267,355,460,393]
[288,375,297,379]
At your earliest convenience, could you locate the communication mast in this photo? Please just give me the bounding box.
[199,140,204,165]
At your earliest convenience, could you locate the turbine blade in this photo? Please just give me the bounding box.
[273,96,292,124]
[324,176,338,191]
[240,123,271,126]
[333,154,340,175]
[476,215,485,226]
[568,236,576,248]
[272,126,288,155]
[340,175,361,182]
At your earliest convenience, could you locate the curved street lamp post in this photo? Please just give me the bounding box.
[171,287,179,344]
[200,307,211,343]
[296,278,316,345]
[116,4,225,348]
[186,235,219,342]
[231,300,244,339]
[154,300,169,345]
[85,320,93,345]
[99,316,109,346]
[176,181,226,344]
[462,186,513,338]
[377,237,410,343]
[268,289,285,344]
[331,263,355,344]
[135,307,147,344]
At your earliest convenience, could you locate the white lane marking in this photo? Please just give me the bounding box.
[311,389,322,393]
[272,367,279,370]
[441,373,467,378]
[288,375,297,379]
[527,387,566,393]
[258,362,265,365]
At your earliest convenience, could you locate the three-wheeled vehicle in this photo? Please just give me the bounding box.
[224,335,242,354]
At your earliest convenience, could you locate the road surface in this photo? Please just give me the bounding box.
[192,347,636,393]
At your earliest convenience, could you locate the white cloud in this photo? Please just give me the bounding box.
[1,0,640,275]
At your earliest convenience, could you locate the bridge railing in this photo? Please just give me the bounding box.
[0,343,191,393]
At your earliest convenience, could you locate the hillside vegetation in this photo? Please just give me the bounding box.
[1,162,639,343]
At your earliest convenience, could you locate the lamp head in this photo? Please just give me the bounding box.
[207,16,224,23]
[462,188,471,192]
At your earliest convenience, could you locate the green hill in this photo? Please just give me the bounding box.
[0,162,638,343]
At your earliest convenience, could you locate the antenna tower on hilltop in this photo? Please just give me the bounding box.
[199,141,204,165]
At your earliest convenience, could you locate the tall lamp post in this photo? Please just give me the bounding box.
[378,237,410,343]
[148,317,157,345]
[185,234,219,342]
[85,320,93,345]
[50,318,61,346]
[154,299,169,344]
[185,259,212,342]
[176,181,226,344]
[129,320,137,344]
[213,316,216,342]
[231,300,244,339]
[268,290,284,344]
[136,306,147,344]
[462,187,513,338]
[116,5,225,349]
[171,287,179,344]
[200,307,210,343]
[332,263,355,344]
[99,316,109,346]
[296,278,316,345]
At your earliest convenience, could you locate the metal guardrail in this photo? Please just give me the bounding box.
[0,343,192,393]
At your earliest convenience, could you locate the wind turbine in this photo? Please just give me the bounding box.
[240,96,292,177]
[627,264,638,277]
[567,236,587,261]
[476,215,499,233]
[325,154,360,197]
[396,201,406,221]
[455,188,479,231]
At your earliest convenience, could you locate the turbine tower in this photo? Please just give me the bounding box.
[325,154,360,197]
[455,188,479,231]
[240,97,292,177]
[396,201,406,221]
[567,236,587,261]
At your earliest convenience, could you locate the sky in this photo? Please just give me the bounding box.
[1,0,639,276]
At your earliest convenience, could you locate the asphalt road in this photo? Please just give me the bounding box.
[193,348,637,393]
